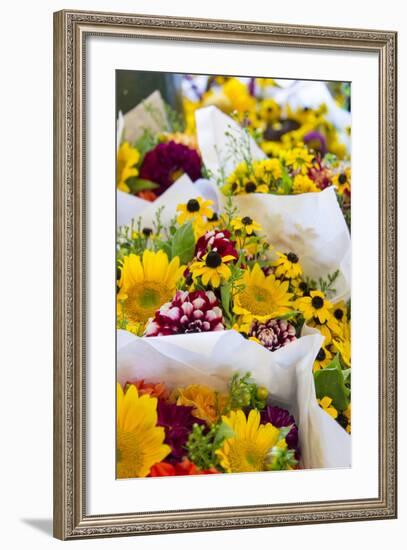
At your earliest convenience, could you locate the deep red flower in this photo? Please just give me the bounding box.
[156,401,205,463]
[261,405,300,459]
[195,230,238,261]
[139,141,202,196]
[307,156,332,190]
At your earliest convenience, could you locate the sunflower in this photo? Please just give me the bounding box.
[272,251,303,279]
[216,409,280,473]
[176,197,214,226]
[117,142,140,193]
[318,396,338,419]
[233,263,294,322]
[332,167,351,195]
[313,346,333,372]
[296,290,333,324]
[189,251,235,288]
[175,384,228,425]
[231,216,262,235]
[116,384,170,478]
[117,250,184,329]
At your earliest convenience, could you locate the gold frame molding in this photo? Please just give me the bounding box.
[53,9,397,540]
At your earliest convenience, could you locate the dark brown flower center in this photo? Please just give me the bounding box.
[142,227,153,237]
[299,281,308,291]
[245,182,257,193]
[334,308,344,320]
[316,348,326,361]
[241,216,253,226]
[311,296,324,309]
[206,251,222,268]
[286,252,299,263]
[208,213,219,222]
[338,173,347,184]
[187,199,200,212]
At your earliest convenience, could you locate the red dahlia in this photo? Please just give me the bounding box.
[145,290,225,336]
[139,141,202,196]
[249,318,297,351]
[195,230,238,261]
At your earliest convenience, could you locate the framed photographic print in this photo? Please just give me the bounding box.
[53,10,397,540]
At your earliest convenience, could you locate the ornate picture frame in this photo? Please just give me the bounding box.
[53,9,397,540]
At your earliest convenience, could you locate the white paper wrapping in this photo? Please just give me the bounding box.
[117,329,351,470]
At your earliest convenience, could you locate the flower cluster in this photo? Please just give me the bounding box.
[116,372,300,478]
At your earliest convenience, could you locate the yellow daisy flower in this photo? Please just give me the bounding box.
[332,167,351,195]
[318,396,338,419]
[332,320,351,367]
[189,251,235,288]
[176,384,228,425]
[216,409,280,473]
[231,216,262,235]
[233,263,294,322]
[176,197,214,226]
[272,251,303,279]
[307,315,341,345]
[117,250,184,328]
[116,384,170,478]
[296,290,333,324]
[292,174,319,194]
[283,144,314,175]
[117,142,140,193]
[257,98,281,123]
[221,78,256,113]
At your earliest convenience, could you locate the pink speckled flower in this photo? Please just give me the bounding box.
[145,290,225,336]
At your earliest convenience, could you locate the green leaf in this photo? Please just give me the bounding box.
[277,167,293,194]
[134,129,157,158]
[314,354,350,411]
[213,422,235,448]
[342,368,351,387]
[127,178,159,194]
[171,222,195,265]
[220,284,232,319]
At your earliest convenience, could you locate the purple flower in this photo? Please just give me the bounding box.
[157,401,204,463]
[139,141,202,195]
[303,131,327,156]
[261,405,300,459]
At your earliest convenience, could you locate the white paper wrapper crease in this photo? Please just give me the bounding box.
[117,328,351,470]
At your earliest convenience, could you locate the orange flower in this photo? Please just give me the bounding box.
[127,379,170,401]
[175,384,228,425]
[149,459,218,477]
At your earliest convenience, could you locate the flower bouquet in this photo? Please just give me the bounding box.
[115,75,352,479]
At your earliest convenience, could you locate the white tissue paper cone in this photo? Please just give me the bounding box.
[117,190,149,227]
[196,106,266,179]
[117,328,351,469]
[116,174,217,229]
[232,187,351,302]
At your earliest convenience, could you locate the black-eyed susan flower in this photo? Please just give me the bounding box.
[189,251,235,288]
[272,251,303,279]
[116,141,140,193]
[332,167,351,196]
[117,250,184,330]
[318,396,338,419]
[215,409,280,473]
[116,384,170,478]
[231,216,262,235]
[176,197,214,226]
[296,290,333,324]
[233,263,294,322]
[313,346,333,372]
[307,315,341,345]
[282,143,314,175]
